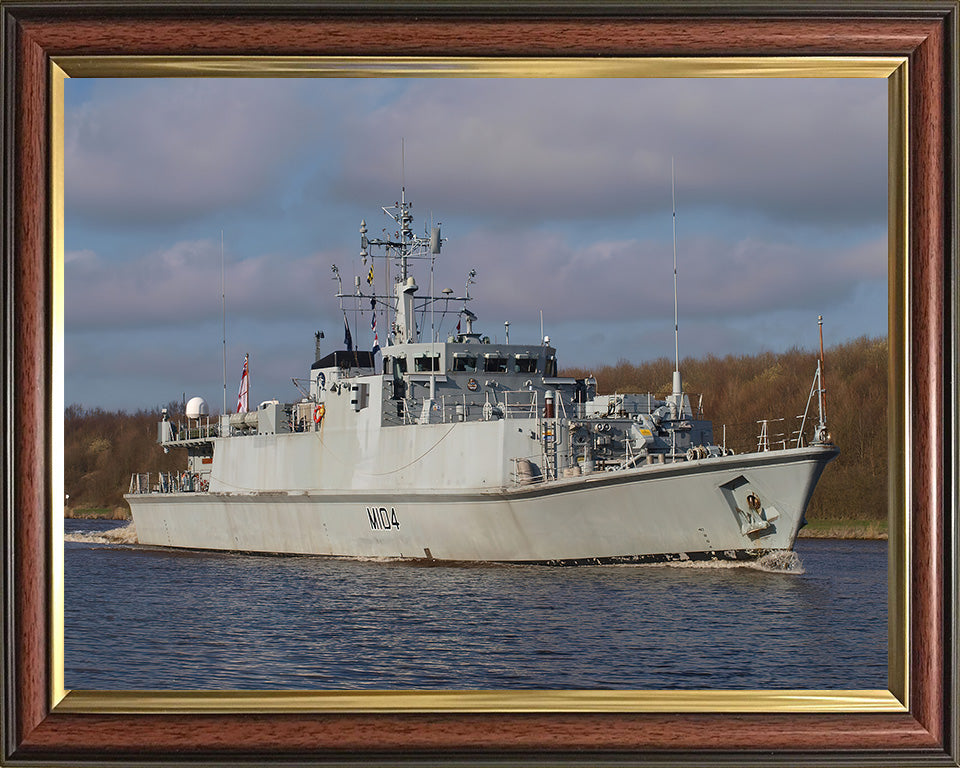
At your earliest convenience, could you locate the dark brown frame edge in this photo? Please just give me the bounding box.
[1,2,957,766]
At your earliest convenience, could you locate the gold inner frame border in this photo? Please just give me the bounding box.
[49,55,909,716]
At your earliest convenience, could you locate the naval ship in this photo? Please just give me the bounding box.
[126,189,838,564]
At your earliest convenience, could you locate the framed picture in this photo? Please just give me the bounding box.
[3,3,956,765]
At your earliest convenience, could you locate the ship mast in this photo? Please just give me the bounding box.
[347,180,456,350]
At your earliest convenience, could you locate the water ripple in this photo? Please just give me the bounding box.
[64,520,886,691]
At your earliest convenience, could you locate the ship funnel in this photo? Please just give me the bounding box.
[430,225,441,254]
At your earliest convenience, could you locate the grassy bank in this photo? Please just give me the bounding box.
[798,518,888,540]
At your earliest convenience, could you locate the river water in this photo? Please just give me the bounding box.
[64,519,887,690]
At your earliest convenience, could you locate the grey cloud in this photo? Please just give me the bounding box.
[66,80,321,226]
[69,227,881,329]
[65,240,334,332]
[66,225,883,342]
[441,228,886,326]
[332,78,886,228]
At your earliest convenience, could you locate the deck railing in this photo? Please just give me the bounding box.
[128,471,208,495]
[381,389,545,427]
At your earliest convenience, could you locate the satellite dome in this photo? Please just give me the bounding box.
[185,396,209,420]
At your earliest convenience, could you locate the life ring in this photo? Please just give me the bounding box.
[313,404,326,424]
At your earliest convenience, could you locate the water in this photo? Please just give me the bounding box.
[64,519,887,690]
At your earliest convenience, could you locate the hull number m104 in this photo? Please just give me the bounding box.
[367,507,400,530]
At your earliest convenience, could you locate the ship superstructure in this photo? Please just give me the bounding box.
[127,189,838,564]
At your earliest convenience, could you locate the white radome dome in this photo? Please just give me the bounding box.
[185,396,209,420]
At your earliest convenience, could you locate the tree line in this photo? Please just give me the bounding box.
[65,336,886,521]
[64,402,185,516]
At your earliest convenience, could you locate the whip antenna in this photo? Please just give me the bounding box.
[221,230,226,418]
[671,158,682,399]
[818,314,827,424]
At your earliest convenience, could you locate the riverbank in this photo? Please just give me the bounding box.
[65,507,130,520]
[798,518,888,540]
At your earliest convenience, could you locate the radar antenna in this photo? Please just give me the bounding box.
[465,268,476,301]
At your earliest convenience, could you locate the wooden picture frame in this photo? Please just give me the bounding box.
[3,2,957,764]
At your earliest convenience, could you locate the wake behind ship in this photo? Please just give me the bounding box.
[127,188,838,564]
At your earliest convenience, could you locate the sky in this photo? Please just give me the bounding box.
[64,77,887,412]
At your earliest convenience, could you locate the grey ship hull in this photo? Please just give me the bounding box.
[127,445,836,564]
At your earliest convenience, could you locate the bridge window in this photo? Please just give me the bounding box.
[484,355,508,372]
[452,354,477,372]
[415,355,440,372]
[514,355,538,373]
